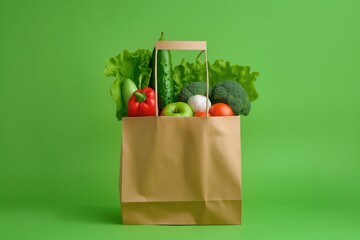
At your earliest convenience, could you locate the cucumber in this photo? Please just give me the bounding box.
[121,78,137,115]
[149,32,174,111]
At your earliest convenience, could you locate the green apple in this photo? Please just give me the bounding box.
[160,102,194,117]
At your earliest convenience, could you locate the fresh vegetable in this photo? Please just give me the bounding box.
[122,78,138,115]
[211,80,251,116]
[173,59,259,102]
[178,81,212,103]
[104,49,152,120]
[149,32,175,111]
[160,102,193,117]
[209,103,234,116]
[194,112,211,117]
[128,87,156,117]
[187,95,211,113]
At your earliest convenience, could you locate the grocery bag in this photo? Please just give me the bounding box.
[120,41,242,224]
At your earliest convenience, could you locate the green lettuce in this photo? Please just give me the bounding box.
[104,49,152,120]
[173,59,259,102]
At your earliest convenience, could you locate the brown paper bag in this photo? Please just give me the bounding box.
[120,41,242,225]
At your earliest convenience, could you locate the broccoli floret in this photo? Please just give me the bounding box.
[210,80,251,116]
[178,81,212,102]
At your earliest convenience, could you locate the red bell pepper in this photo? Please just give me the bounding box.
[128,87,156,117]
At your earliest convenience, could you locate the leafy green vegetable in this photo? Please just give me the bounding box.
[104,49,152,120]
[173,59,259,102]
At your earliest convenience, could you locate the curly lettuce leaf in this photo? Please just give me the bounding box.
[173,59,259,102]
[104,49,152,120]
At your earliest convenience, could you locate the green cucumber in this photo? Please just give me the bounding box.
[149,32,174,111]
[121,78,137,115]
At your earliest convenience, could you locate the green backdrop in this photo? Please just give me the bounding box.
[1,0,359,239]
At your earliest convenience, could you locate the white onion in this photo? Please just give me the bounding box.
[187,95,212,113]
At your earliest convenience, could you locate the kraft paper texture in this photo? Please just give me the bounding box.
[120,116,242,225]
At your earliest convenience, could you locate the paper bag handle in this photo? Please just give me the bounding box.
[154,41,210,117]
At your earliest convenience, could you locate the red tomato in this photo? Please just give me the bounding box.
[209,103,233,116]
[194,112,211,117]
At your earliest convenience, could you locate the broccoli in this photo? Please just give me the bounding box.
[210,80,251,116]
[178,81,212,103]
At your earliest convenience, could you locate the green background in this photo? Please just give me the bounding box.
[1,0,359,239]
